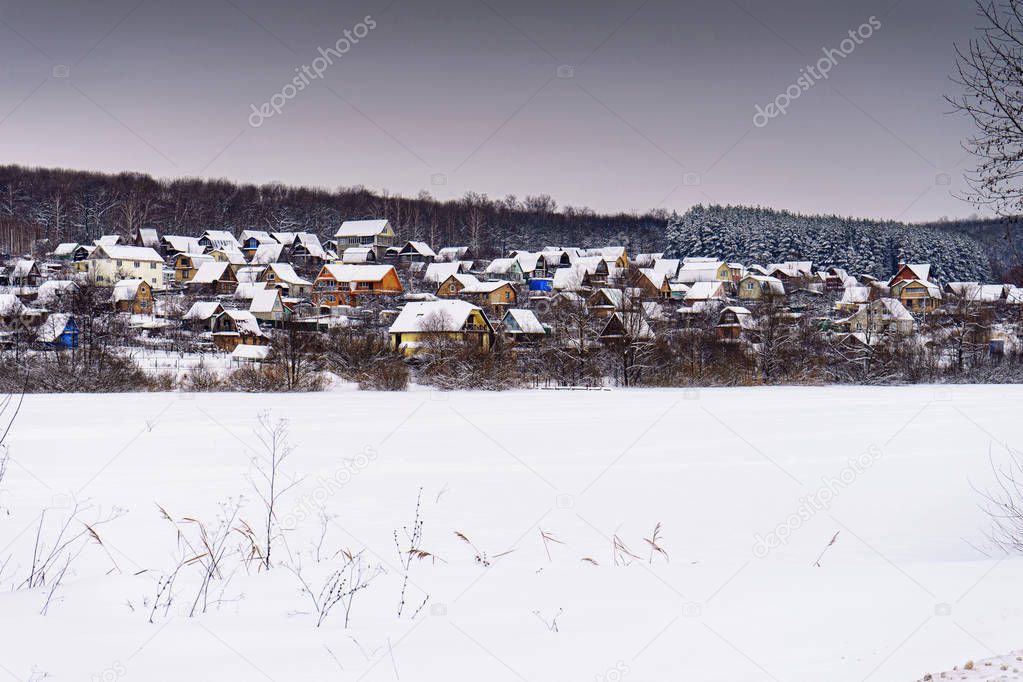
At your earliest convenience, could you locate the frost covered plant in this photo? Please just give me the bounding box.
[247,412,300,571]
[977,445,1023,554]
[643,523,669,564]
[290,549,384,628]
[19,501,124,615]
[154,499,246,619]
[394,488,434,618]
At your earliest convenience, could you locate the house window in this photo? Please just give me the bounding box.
[449,283,456,293]
[134,261,141,268]
[746,282,754,290]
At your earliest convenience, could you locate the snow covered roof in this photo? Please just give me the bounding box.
[636,268,667,290]
[91,245,163,262]
[512,251,542,273]
[235,266,265,284]
[341,247,376,263]
[335,219,391,238]
[249,287,282,314]
[552,265,586,291]
[743,274,786,295]
[442,273,481,289]
[232,343,271,361]
[462,279,514,294]
[264,263,310,285]
[210,247,247,265]
[400,240,436,258]
[183,301,224,321]
[111,279,145,302]
[651,258,680,277]
[684,281,726,301]
[53,243,78,257]
[36,280,78,306]
[485,258,521,275]
[221,309,264,336]
[200,230,240,249]
[234,282,267,300]
[718,306,756,329]
[424,262,463,283]
[840,286,870,304]
[0,294,25,316]
[162,235,203,253]
[389,299,488,334]
[36,313,73,342]
[677,260,725,283]
[95,235,121,246]
[190,261,232,284]
[251,243,284,264]
[503,308,545,334]
[136,227,160,248]
[320,264,395,283]
[435,246,468,262]
[240,230,275,245]
[946,282,1003,302]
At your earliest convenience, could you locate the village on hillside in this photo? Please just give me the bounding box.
[0,217,1016,389]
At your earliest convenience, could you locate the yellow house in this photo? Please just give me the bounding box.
[334,219,395,260]
[388,300,495,355]
[79,244,165,290]
[890,278,942,313]
[676,259,731,284]
[737,274,786,302]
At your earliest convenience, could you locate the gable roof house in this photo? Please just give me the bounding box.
[502,308,548,342]
[35,280,79,308]
[737,274,786,303]
[257,263,312,296]
[188,261,239,295]
[716,306,756,343]
[633,268,672,300]
[173,252,216,285]
[199,230,241,252]
[182,301,226,331]
[436,273,481,298]
[341,246,378,264]
[890,278,942,313]
[133,227,161,250]
[239,230,276,255]
[459,280,518,313]
[111,279,154,315]
[334,219,395,260]
[286,232,331,264]
[676,259,730,284]
[249,287,288,325]
[161,235,203,258]
[388,299,495,355]
[36,313,79,350]
[435,246,471,263]
[484,257,525,283]
[0,259,42,287]
[312,264,403,308]
[397,240,436,264]
[836,298,915,341]
[82,245,165,290]
[424,261,471,284]
[887,263,931,287]
[212,309,268,351]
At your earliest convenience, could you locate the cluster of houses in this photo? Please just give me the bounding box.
[0,218,1016,366]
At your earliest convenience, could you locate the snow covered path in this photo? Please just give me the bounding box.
[0,385,1020,681]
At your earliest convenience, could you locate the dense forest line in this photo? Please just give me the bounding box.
[0,165,667,257]
[665,205,1001,282]
[0,164,1018,282]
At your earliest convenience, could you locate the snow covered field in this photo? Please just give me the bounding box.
[0,385,1021,681]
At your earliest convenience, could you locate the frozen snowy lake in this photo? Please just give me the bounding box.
[0,384,1020,681]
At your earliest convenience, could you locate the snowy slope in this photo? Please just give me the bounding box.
[0,385,1020,681]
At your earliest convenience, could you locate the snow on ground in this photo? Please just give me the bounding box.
[0,385,1021,681]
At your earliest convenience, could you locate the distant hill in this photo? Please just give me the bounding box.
[919,216,1023,281]
[665,205,996,282]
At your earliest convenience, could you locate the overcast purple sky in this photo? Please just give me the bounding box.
[0,0,987,221]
